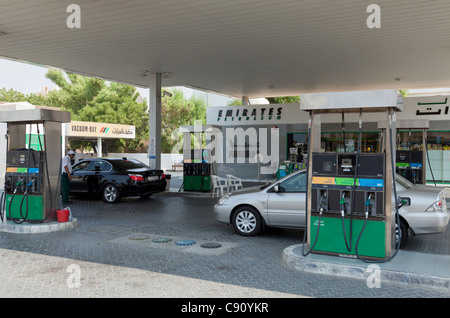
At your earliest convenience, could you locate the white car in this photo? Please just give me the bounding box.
[214,170,449,247]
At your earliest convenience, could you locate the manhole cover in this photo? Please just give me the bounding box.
[152,238,172,243]
[175,240,196,246]
[200,243,222,249]
[128,235,150,241]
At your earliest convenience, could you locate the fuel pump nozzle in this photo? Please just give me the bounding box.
[364,194,373,218]
[14,178,24,194]
[8,177,24,220]
[339,193,347,217]
[340,192,352,251]
[26,178,35,190]
[18,178,35,223]
[318,191,328,213]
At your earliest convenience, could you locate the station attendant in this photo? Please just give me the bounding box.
[61,150,75,205]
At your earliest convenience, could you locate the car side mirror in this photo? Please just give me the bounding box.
[273,185,279,193]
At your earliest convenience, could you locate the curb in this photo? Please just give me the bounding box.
[0,218,79,234]
[282,244,450,291]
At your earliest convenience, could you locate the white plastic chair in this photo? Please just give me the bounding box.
[211,175,229,198]
[226,174,243,192]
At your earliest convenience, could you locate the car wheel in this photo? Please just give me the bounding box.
[232,206,262,236]
[103,184,120,204]
[398,219,408,248]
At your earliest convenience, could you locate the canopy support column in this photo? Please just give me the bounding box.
[148,72,162,169]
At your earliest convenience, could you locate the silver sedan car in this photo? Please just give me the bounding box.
[214,170,449,247]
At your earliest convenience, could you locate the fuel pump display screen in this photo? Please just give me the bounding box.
[337,154,355,175]
[7,150,41,168]
[323,161,333,172]
[311,153,337,175]
[358,154,384,177]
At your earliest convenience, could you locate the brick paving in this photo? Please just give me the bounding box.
[0,193,448,299]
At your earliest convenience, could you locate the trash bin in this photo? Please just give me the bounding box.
[165,174,171,190]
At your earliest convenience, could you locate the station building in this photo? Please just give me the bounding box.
[205,94,450,184]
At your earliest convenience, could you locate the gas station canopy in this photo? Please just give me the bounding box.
[1,1,450,98]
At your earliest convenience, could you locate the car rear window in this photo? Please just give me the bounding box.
[112,159,148,170]
[88,160,112,172]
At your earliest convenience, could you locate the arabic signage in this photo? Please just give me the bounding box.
[64,121,135,139]
[401,96,450,120]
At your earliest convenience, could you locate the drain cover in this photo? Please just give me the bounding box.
[128,235,150,241]
[200,243,222,249]
[175,240,196,246]
[152,238,172,243]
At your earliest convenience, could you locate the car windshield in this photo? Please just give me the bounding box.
[395,173,414,189]
[112,159,148,170]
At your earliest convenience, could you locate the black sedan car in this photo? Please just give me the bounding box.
[69,157,166,203]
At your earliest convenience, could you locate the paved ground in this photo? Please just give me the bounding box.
[0,187,449,300]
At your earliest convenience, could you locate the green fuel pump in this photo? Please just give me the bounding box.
[0,103,70,224]
[180,125,217,192]
[300,89,402,262]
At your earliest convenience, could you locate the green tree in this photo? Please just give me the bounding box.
[0,87,49,105]
[227,98,242,106]
[0,76,207,154]
[44,70,149,153]
[266,96,300,104]
[161,88,207,153]
[0,88,26,102]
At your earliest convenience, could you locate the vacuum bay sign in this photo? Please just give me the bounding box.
[207,103,304,126]
[65,121,135,139]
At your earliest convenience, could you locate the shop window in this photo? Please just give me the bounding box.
[426,131,450,150]
[287,131,381,160]
[287,133,307,162]
[320,132,380,153]
[396,130,424,150]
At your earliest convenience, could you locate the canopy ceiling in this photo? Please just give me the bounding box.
[1,0,450,98]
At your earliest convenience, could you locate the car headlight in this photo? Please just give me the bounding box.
[218,195,230,205]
